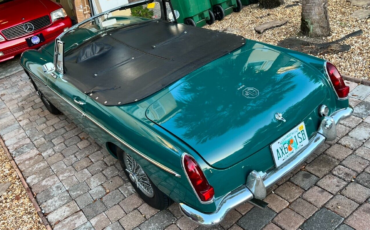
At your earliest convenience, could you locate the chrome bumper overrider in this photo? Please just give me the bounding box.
[179,107,353,226]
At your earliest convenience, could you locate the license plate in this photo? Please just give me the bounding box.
[270,122,309,167]
[25,34,45,47]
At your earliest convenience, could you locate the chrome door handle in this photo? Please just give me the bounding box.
[73,98,86,105]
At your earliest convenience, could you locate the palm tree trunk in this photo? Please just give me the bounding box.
[301,0,330,37]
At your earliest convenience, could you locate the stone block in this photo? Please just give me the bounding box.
[237,207,276,230]
[345,203,370,230]
[301,208,343,230]
[119,193,143,213]
[102,190,124,208]
[317,174,347,194]
[303,186,333,208]
[275,182,304,202]
[341,182,370,203]
[105,205,126,222]
[47,201,80,225]
[119,210,145,230]
[75,193,94,209]
[273,209,305,230]
[83,200,107,220]
[290,198,318,219]
[325,195,359,218]
[53,211,88,230]
[139,210,176,230]
[306,154,339,178]
[90,213,111,230]
[290,171,319,190]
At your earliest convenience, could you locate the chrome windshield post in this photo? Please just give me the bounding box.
[54,39,64,77]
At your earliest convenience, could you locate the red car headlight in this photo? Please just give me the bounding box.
[50,8,67,23]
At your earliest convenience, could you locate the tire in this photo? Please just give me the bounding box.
[233,0,243,12]
[118,148,172,210]
[206,10,216,25]
[40,92,61,115]
[184,18,197,27]
[213,5,225,21]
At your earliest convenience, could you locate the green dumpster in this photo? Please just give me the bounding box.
[210,0,242,21]
[171,0,215,27]
[240,0,258,5]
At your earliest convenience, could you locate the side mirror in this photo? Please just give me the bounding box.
[168,10,180,22]
[42,62,56,74]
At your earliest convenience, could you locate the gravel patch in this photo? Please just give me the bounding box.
[0,141,46,229]
[205,0,370,79]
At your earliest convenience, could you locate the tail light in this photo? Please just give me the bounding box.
[183,154,214,202]
[326,62,349,98]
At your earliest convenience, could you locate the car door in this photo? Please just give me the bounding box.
[27,65,50,97]
[81,96,115,147]
[43,74,87,129]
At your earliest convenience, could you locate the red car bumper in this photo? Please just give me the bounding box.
[0,17,72,63]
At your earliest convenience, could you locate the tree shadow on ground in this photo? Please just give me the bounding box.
[277,30,363,55]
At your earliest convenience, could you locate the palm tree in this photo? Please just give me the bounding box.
[301,0,331,37]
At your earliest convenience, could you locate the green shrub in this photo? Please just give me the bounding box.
[131,6,154,19]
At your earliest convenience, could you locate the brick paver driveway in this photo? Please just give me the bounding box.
[1,71,370,230]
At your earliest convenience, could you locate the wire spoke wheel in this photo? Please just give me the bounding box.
[124,153,154,198]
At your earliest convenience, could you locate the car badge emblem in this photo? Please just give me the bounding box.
[242,87,259,99]
[23,22,34,33]
[275,113,286,122]
[30,36,41,45]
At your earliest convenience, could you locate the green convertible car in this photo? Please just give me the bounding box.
[20,0,352,226]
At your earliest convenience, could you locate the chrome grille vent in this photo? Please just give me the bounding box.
[1,16,51,40]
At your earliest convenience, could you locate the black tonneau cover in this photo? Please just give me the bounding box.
[64,20,245,105]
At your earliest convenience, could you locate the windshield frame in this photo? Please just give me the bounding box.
[56,0,154,42]
[53,0,158,75]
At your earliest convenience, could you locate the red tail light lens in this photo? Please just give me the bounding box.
[183,155,214,202]
[326,62,349,98]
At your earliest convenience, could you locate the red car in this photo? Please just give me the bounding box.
[0,0,72,62]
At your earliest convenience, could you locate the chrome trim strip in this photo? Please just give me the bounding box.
[180,133,325,226]
[263,133,325,188]
[45,85,181,178]
[181,153,214,204]
[179,107,353,226]
[330,107,353,125]
[180,186,253,226]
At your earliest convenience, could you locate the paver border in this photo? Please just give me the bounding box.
[0,137,52,230]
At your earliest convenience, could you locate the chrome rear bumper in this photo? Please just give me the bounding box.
[179,107,353,226]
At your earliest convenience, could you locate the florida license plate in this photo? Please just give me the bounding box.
[25,34,45,47]
[270,122,309,167]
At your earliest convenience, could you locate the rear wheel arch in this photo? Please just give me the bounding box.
[105,142,173,209]
[105,142,120,159]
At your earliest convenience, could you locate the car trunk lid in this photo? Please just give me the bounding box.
[146,43,327,169]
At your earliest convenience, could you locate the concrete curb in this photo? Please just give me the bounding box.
[342,75,370,86]
[0,137,52,230]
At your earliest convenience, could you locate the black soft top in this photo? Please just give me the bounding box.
[64,20,245,105]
